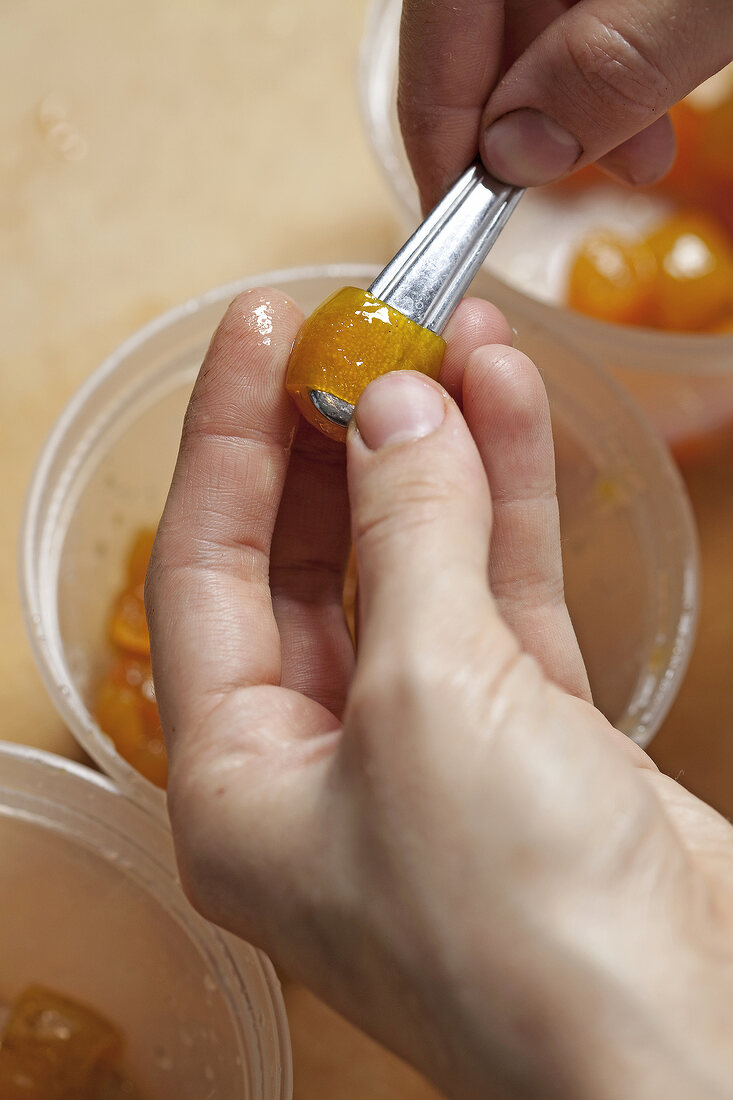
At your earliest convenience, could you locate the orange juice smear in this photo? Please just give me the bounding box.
[564,84,733,333]
[0,986,143,1098]
[286,286,446,441]
[95,528,167,788]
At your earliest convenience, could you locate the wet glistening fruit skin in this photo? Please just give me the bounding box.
[286,286,446,441]
[568,213,733,333]
[564,79,733,333]
[567,231,658,327]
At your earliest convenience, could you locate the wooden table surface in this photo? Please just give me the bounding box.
[3,3,732,1098]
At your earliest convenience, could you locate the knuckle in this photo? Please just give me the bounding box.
[492,565,566,613]
[349,645,428,720]
[563,15,674,123]
[347,631,535,776]
[179,384,228,451]
[179,389,210,439]
[180,380,239,444]
[345,668,386,736]
[350,632,480,730]
[353,477,454,557]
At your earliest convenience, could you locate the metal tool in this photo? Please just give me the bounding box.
[309,162,524,428]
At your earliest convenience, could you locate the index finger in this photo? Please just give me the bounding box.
[398,0,504,212]
[145,289,302,761]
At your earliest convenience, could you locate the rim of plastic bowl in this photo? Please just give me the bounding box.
[0,739,293,1100]
[358,0,733,374]
[20,263,697,804]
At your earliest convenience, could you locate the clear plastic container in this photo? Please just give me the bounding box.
[21,264,698,810]
[0,740,291,1098]
[359,0,733,454]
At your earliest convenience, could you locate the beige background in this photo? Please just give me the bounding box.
[1,0,396,753]
[2,2,732,1097]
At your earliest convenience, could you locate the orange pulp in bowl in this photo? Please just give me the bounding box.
[568,212,733,332]
[96,529,359,787]
[95,529,167,789]
[0,986,143,1098]
[565,91,733,334]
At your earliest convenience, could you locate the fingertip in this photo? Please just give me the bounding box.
[186,287,303,444]
[481,109,581,187]
[440,297,514,399]
[211,287,304,376]
[597,114,677,187]
[223,286,304,329]
[443,297,514,348]
[463,345,551,462]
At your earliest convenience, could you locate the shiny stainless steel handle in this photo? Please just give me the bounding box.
[369,163,523,333]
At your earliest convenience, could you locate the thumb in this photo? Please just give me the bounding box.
[346,371,513,678]
[481,0,733,186]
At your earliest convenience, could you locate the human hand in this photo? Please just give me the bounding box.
[398,0,733,208]
[146,289,733,1100]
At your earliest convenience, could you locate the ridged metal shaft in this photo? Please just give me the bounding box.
[369,163,523,333]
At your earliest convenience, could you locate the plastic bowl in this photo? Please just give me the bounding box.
[0,740,291,1098]
[359,0,733,454]
[21,264,698,809]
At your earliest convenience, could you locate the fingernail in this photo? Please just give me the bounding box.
[600,157,661,188]
[355,372,446,450]
[482,109,582,186]
[597,158,637,187]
